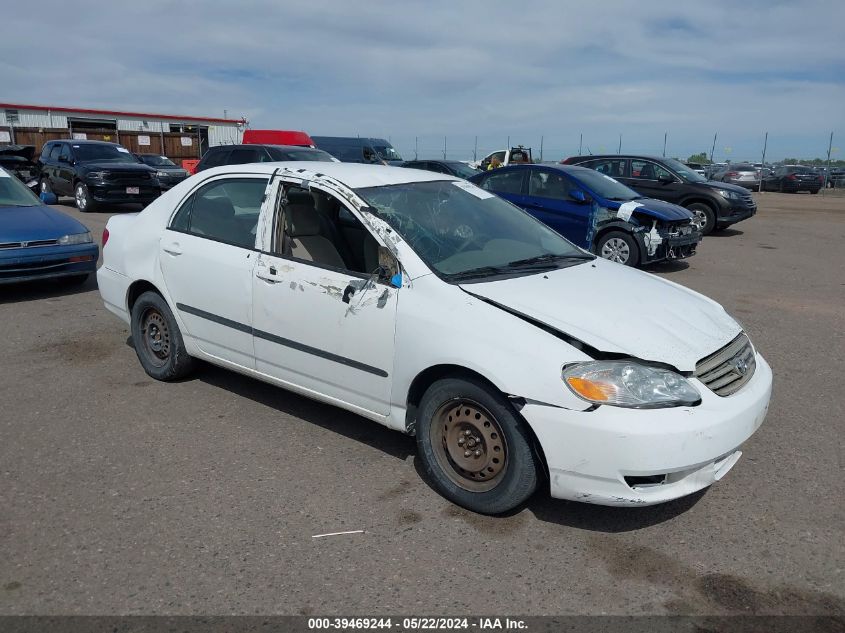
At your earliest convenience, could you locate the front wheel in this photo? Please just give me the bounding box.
[74,182,98,213]
[416,377,539,515]
[130,291,196,381]
[686,203,716,235]
[595,230,640,266]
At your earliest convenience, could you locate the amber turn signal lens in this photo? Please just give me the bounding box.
[565,377,613,402]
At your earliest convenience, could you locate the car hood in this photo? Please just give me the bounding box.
[0,145,35,161]
[603,197,693,222]
[460,258,741,372]
[80,162,155,174]
[701,180,748,194]
[0,204,89,242]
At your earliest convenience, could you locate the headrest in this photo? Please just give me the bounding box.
[286,191,314,207]
[287,205,321,237]
[196,196,235,218]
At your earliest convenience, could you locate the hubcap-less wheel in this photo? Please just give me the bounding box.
[141,308,171,367]
[75,184,88,211]
[431,400,508,492]
[600,237,630,263]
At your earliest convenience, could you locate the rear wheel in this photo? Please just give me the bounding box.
[130,291,196,381]
[416,377,539,515]
[40,178,52,195]
[596,230,640,266]
[686,202,716,235]
[74,182,98,213]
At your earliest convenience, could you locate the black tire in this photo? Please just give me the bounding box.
[779,181,786,193]
[130,291,196,381]
[416,377,539,515]
[811,189,819,195]
[74,182,98,213]
[686,202,717,235]
[595,230,640,266]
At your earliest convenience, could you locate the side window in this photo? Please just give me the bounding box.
[228,148,262,165]
[169,178,269,248]
[585,158,625,178]
[631,160,672,180]
[427,162,449,174]
[49,144,62,160]
[41,143,54,160]
[201,148,229,168]
[58,144,72,161]
[479,170,524,195]
[528,170,574,199]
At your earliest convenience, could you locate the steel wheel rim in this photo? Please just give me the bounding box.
[691,209,707,231]
[601,237,630,263]
[40,180,49,193]
[430,399,508,493]
[75,185,87,210]
[140,308,170,367]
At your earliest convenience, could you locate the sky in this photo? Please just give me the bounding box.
[2,1,843,162]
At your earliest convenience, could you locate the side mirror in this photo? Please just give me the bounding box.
[40,191,58,205]
[58,155,70,163]
[376,245,401,287]
[570,189,590,204]
[658,174,675,184]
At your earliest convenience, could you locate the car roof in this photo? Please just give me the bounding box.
[200,162,461,189]
[567,154,670,162]
[211,144,324,151]
[54,139,120,146]
[491,163,597,177]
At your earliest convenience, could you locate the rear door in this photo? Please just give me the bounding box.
[523,168,592,248]
[476,168,527,206]
[159,174,270,369]
[56,144,76,195]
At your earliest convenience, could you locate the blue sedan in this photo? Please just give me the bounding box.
[470,164,701,266]
[0,168,98,285]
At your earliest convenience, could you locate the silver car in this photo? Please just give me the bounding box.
[713,164,760,190]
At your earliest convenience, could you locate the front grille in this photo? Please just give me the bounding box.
[104,172,151,183]
[695,333,756,396]
[0,239,59,249]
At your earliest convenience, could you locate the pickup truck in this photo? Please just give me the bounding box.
[471,146,533,170]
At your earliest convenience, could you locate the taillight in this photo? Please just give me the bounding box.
[726,171,738,178]
[786,174,797,180]
[102,227,109,247]
[560,157,574,164]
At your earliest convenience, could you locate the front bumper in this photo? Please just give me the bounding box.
[719,202,756,225]
[522,353,772,506]
[637,231,701,264]
[88,181,161,204]
[0,243,99,284]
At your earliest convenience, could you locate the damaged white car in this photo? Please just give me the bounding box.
[98,163,772,514]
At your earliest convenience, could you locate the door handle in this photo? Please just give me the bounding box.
[256,262,281,284]
[342,284,356,303]
[162,242,182,256]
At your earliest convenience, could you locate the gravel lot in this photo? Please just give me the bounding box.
[1,192,843,616]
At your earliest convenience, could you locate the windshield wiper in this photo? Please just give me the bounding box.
[507,253,594,267]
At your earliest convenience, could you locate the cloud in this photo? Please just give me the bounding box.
[1,0,842,160]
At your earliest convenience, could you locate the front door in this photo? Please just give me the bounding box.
[624,159,684,203]
[159,175,270,369]
[523,168,592,248]
[251,182,398,416]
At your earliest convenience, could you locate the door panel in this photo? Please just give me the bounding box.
[160,232,257,368]
[252,254,397,416]
[523,169,592,248]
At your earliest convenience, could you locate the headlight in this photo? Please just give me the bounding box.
[57,232,93,245]
[156,170,170,178]
[717,188,741,200]
[562,361,700,408]
[86,171,107,180]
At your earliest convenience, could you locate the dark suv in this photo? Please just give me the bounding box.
[195,144,335,172]
[562,154,756,234]
[38,140,160,212]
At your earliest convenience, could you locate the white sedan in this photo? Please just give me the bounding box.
[98,162,772,514]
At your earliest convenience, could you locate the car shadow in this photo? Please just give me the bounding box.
[710,228,743,237]
[0,275,96,305]
[646,259,690,273]
[192,362,416,462]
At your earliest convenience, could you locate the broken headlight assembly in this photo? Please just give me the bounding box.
[562,361,701,408]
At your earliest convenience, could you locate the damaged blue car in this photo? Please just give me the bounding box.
[469,164,701,267]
